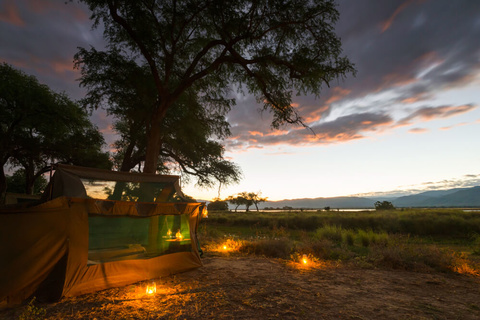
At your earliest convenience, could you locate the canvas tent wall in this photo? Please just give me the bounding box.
[0,164,205,308]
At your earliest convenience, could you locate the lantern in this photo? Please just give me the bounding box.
[202,207,208,218]
[146,281,156,295]
[302,254,308,265]
[166,229,172,237]
[175,230,184,240]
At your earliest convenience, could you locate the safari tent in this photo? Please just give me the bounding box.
[0,164,206,308]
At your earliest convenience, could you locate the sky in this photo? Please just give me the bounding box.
[1,0,479,201]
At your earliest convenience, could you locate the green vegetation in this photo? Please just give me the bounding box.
[199,209,480,274]
[0,63,111,198]
[18,297,46,320]
[207,199,229,211]
[226,192,267,212]
[374,200,395,210]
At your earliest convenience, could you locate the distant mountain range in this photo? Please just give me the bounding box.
[241,186,480,209]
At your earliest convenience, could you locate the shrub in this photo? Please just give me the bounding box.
[374,201,395,211]
[19,297,46,320]
[238,238,293,259]
[344,231,355,246]
[315,225,344,243]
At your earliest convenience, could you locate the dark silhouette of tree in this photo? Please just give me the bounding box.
[77,0,355,174]
[0,63,111,196]
[226,191,266,212]
[75,49,241,189]
[6,169,48,195]
[374,201,395,211]
[207,198,229,211]
[248,192,267,211]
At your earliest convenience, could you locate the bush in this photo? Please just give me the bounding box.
[207,200,229,211]
[315,225,344,243]
[374,201,395,211]
[19,297,46,320]
[239,238,293,259]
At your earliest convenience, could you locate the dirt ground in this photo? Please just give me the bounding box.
[2,255,480,320]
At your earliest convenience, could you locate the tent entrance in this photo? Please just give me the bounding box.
[88,213,192,264]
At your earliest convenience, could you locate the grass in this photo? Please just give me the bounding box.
[199,209,480,275]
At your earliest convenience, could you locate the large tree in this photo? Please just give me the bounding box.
[75,48,241,188]
[77,0,355,174]
[0,63,111,196]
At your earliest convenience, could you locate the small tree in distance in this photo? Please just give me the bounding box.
[248,192,267,212]
[226,191,267,212]
[374,201,395,211]
[207,198,229,211]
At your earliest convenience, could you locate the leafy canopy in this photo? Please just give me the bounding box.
[77,0,355,173]
[75,48,241,188]
[0,63,111,195]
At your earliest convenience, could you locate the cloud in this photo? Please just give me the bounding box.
[397,104,477,126]
[380,0,417,33]
[335,0,480,106]
[354,174,480,197]
[226,112,393,150]
[0,0,25,26]
[0,0,104,100]
[440,122,468,131]
[408,127,428,134]
[2,0,479,154]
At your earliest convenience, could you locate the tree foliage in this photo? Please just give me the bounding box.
[247,192,267,211]
[6,169,48,195]
[374,201,395,211]
[74,48,241,188]
[227,191,267,212]
[0,63,111,195]
[207,198,229,211]
[77,0,355,174]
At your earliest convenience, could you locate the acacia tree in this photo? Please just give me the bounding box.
[226,192,257,212]
[77,0,355,174]
[75,49,241,188]
[0,63,111,195]
[248,192,267,212]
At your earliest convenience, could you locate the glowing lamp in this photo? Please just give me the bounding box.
[202,207,208,218]
[146,281,156,295]
[166,229,172,237]
[175,230,184,240]
[302,254,308,265]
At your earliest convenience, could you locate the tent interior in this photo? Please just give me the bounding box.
[0,164,205,308]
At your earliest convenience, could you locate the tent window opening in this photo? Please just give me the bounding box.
[87,213,192,265]
[81,180,174,202]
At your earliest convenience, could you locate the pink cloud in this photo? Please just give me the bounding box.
[440,122,468,131]
[27,0,89,22]
[397,104,477,126]
[408,128,428,134]
[225,112,394,150]
[248,131,264,136]
[0,1,25,26]
[303,105,329,123]
[325,87,351,104]
[380,0,416,33]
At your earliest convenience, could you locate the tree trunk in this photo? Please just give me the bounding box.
[110,141,137,200]
[143,110,166,174]
[25,160,35,195]
[0,164,7,201]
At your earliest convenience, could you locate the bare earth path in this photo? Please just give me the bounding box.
[2,256,480,319]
